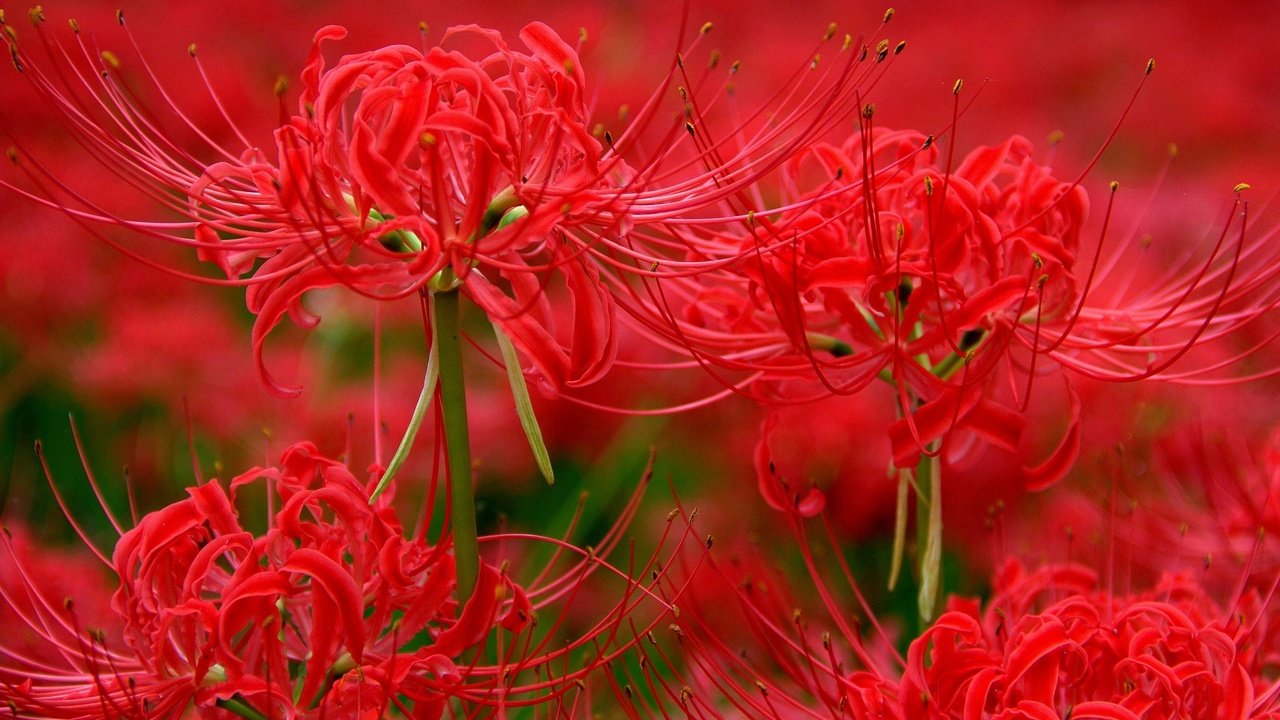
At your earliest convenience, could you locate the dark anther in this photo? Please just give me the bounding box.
[960,328,985,350]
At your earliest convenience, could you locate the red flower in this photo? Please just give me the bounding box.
[1,442,525,718]
[2,14,623,398]
[901,560,1280,719]
[645,121,1269,488]
[1,441,697,718]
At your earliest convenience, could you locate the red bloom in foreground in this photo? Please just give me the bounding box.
[652,118,1274,488]
[680,523,1280,719]
[901,561,1280,719]
[3,15,624,398]
[3,442,528,718]
[1,442,692,718]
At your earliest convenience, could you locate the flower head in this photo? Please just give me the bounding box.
[902,560,1280,719]
[1,440,695,719]
[644,113,1276,489]
[3,441,528,718]
[201,22,628,397]
[2,14,625,398]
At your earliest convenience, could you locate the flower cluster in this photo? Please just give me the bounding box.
[3,442,535,718]
[0,440,707,720]
[680,549,1280,719]
[901,561,1278,719]
[3,14,632,399]
[190,22,628,397]
[3,4,1279,719]
[643,117,1271,487]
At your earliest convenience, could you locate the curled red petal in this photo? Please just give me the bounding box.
[500,582,533,633]
[1022,383,1081,491]
[432,563,501,657]
[562,249,617,387]
[753,415,792,514]
[281,547,366,663]
[301,25,350,108]
[466,272,570,391]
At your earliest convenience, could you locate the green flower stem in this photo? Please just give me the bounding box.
[930,352,964,381]
[434,288,480,602]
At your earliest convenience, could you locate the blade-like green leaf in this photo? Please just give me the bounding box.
[492,321,554,486]
[369,341,439,503]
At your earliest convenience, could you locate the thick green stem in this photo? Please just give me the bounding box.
[434,289,479,602]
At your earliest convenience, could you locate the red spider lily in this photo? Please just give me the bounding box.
[900,560,1280,719]
[1,13,623,399]
[570,503,912,719]
[0,441,704,719]
[683,527,1280,719]
[0,522,119,688]
[660,443,1280,719]
[640,112,1278,490]
[1130,423,1280,585]
[1,9,914,405]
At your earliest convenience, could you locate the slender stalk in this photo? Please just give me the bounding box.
[434,289,480,602]
[916,449,942,622]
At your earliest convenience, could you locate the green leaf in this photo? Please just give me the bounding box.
[917,453,942,622]
[492,321,554,486]
[888,467,909,591]
[369,342,439,503]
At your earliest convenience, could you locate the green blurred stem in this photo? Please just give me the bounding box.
[435,289,479,602]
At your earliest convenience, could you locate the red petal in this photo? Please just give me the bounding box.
[1022,383,1081,490]
[432,563,501,657]
[753,415,791,513]
[561,249,617,387]
[466,273,569,392]
[282,548,366,663]
[301,26,349,108]
[1068,703,1143,720]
